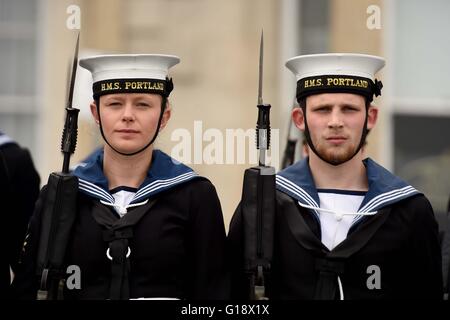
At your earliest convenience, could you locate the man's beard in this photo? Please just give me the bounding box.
[313,138,358,166]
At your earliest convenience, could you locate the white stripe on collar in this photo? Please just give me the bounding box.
[276,175,319,207]
[78,172,198,205]
[78,179,115,203]
[276,175,321,220]
[358,185,417,213]
[133,171,197,199]
[132,172,198,203]
[351,186,418,225]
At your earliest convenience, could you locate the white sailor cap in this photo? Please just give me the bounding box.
[79,54,180,99]
[285,53,385,102]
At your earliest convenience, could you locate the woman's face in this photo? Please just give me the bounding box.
[91,93,170,155]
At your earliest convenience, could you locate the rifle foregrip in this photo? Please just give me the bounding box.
[256,104,271,149]
[61,107,80,154]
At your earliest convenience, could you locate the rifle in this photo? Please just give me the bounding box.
[36,33,80,300]
[240,31,275,300]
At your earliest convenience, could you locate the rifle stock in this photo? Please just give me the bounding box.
[241,166,275,300]
[36,173,78,300]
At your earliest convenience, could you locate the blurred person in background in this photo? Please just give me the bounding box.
[0,131,40,298]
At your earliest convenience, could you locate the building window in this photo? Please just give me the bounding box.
[394,114,450,220]
[0,0,38,154]
[390,0,450,223]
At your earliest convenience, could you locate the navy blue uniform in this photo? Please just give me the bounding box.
[0,132,40,298]
[12,149,228,299]
[229,158,443,299]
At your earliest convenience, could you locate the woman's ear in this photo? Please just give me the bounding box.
[292,107,305,131]
[159,100,171,131]
[90,101,100,124]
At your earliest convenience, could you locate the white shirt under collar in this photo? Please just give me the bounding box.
[317,189,365,250]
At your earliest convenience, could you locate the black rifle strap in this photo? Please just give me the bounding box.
[241,166,275,300]
[91,197,157,300]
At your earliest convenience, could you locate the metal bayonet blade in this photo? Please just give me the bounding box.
[258,30,264,105]
[67,32,80,108]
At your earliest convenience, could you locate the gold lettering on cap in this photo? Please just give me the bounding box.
[304,79,323,88]
[105,81,165,92]
[325,77,369,88]
[101,82,120,91]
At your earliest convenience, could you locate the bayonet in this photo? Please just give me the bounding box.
[66,32,79,109]
[258,31,264,106]
[256,30,271,167]
[61,32,80,173]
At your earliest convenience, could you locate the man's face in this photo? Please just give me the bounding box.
[294,93,376,165]
[91,93,170,154]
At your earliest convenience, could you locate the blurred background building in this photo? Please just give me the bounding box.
[1,0,449,230]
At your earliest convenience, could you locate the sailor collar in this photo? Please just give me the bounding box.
[276,157,420,225]
[73,148,200,204]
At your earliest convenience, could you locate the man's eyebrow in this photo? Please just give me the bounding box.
[310,103,333,108]
[340,102,361,108]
